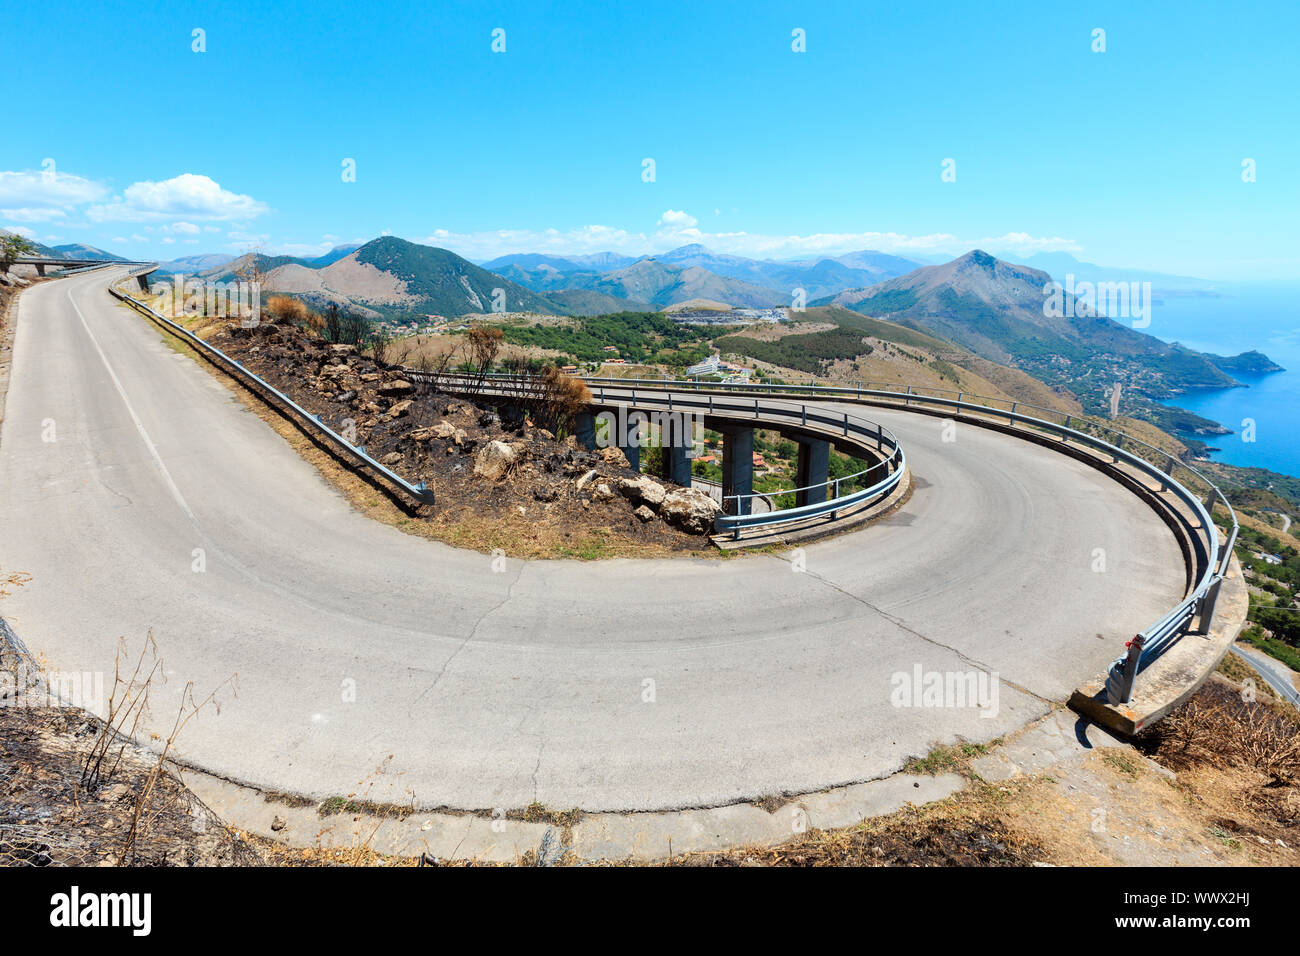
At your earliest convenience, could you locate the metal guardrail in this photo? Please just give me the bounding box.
[409,371,908,539]
[107,270,434,506]
[559,374,1238,702]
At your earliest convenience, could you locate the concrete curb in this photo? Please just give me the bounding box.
[1068,555,1250,736]
[178,762,966,864]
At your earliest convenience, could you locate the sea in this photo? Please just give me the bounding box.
[1147,281,1300,477]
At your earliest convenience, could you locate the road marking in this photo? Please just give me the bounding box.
[67,283,196,522]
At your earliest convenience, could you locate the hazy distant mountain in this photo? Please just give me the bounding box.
[543,288,647,315]
[154,253,236,275]
[641,244,921,301]
[308,243,363,267]
[264,237,561,317]
[52,243,126,261]
[819,250,1270,418]
[559,258,786,309]
[1003,251,1218,293]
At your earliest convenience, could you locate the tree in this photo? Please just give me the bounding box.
[324,302,342,343]
[1,234,37,271]
[466,325,504,393]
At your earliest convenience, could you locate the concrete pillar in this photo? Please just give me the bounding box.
[795,438,830,507]
[616,412,641,473]
[35,263,46,276]
[720,426,754,516]
[574,410,596,450]
[662,416,692,487]
[136,274,150,292]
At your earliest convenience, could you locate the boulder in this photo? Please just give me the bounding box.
[379,379,415,397]
[617,475,666,509]
[634,505,656,522]
[385,399,414,419]
[593,483,615,501]
[659,488,723,534]
[575,468,599,491]
[474,440,518,481]
[379,452,403,466]
[599,446,629,467]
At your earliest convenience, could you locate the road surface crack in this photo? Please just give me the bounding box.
[770,553,1052,705]
[405,561,525,715]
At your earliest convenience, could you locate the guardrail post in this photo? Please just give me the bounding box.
[1105,635,1145,705]
[795,438,830,508]
[1196,578,1224,635]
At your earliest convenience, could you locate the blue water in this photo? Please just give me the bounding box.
[1146,281,1300,476]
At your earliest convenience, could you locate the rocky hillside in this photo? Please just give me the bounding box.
[206,315,721,555]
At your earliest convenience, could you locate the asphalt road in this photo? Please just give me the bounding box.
[1230,644,1300,708]
[0,268,1187,812]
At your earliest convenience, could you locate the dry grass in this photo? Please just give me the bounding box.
[1141,678,1300,787]
[668,784,1044,867]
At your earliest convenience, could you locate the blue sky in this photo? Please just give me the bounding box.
[3,0,1297,278]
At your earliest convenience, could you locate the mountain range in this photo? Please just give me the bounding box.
[813,249,1277,430]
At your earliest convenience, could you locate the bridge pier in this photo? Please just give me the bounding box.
[35,263,46,276]
[719,426,754,516]
[795,438,830,507]
[574,410,596,450]
[136,274,151,292]
[661,416,693,487]
[615,411,642,473]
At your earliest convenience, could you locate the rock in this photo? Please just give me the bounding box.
[478,410,501,428]
[575,468,599,491]
[617,475,666,509]
[533,486,559,502]
[379,379,415,397]
[335,390,356,403]
[385,399,414,419]
[634,505,656,522]
[593,483,614,501]
[474,440,518,480]
[599,446,629,467]
[328,343,356,356]
[380,452,403,465]
[659,487,722,534]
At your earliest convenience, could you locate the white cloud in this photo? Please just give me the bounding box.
[411,220,1080,262]
[1,207,68,223]
[2,225,38,239]
[88,174,269,223]
[169,221,201,235]
[0,171,108,220]
[658,209,698,229]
